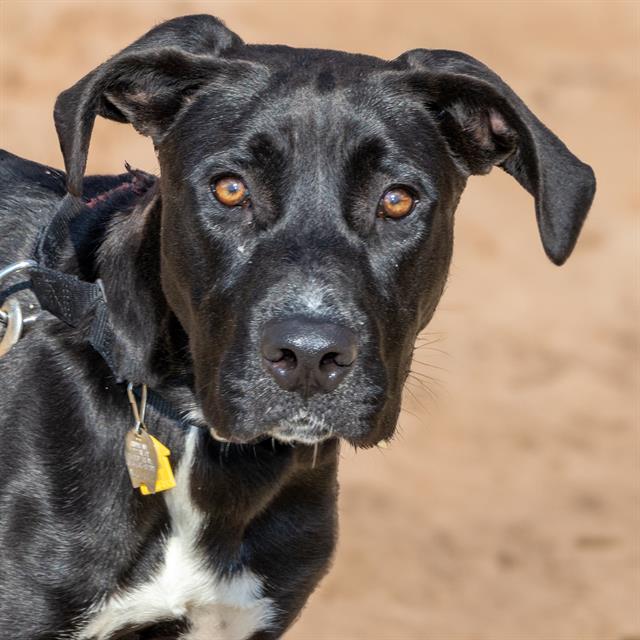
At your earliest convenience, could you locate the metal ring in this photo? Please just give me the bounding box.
[0,259,37,284]
[0,298,24,358]
[0,260,38,358]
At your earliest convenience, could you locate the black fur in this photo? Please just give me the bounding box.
[0,14,595,639]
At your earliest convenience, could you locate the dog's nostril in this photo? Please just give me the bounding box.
[319,352,339,368]
[328,350,357,367]
[263,345,283,362]
[267,348,297,372]
[260,318,358,395]
[319,352,354,370]
[279,348,296,364]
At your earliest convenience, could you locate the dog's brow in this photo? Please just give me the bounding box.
[345,137,387,177]
[248,132,287,168]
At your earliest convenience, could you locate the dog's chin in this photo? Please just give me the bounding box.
[208,419,334,446]
[210,428,334,446]
[208,416,389,448]
[266,422,335,446]
[186,404,338,445]
[192,401,393,447]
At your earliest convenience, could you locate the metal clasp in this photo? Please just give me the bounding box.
[127,383,148,435]
[0,260,37,358]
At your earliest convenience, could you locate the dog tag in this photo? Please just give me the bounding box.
[139,435,176,495]
[124,428,158,492]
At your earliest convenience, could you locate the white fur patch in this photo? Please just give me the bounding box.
[268,409,333,445]
[298,281,331,312]
[78,428,275,639]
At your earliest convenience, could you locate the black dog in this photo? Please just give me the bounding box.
[0,14,595,639]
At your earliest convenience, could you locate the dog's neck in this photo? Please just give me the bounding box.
[83,177,199,412]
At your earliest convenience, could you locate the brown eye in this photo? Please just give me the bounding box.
[212,176,250,207]
[379,187,416,219]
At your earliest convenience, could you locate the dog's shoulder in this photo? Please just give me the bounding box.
[0,151,67,261]
[0,151,135,263]
[0,149,67,199]
[0,150,130,205]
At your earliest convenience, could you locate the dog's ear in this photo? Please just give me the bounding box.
[397,49,596,265]
[54,14,247,197]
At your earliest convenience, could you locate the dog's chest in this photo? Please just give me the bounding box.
[78,430,274,640]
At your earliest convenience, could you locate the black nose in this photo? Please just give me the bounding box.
[261,317,358,396]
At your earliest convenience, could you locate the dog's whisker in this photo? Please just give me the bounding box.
[405,375,439,405]
[413,344,450,356]
[400,404,422,421]
[406,373,438,395]
[403,382,431,413]
[413,348,449,359]
[408,368,444,385]
[413,335,444,344]
[409,360,450,372]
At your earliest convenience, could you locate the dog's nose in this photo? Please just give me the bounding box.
[261,318,358,396]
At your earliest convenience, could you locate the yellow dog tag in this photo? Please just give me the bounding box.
[125,383,176,495]
[139,435,176,495]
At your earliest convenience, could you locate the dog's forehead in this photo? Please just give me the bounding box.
[227,43,407,113]
[163,44,449,187]
[239,44,392,82]
[175,47,427,162]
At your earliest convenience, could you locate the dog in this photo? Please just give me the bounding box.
[0,13,595,640]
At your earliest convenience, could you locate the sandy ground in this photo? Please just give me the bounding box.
[1,1,638,639]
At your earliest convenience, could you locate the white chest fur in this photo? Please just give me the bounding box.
[78,429,275,640]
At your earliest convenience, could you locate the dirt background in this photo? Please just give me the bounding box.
[1,1,638,639]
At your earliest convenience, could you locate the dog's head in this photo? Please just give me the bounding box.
[54,15,595,447]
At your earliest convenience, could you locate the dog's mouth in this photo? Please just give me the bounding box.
[209,410,334,446]
[266,411,335,445]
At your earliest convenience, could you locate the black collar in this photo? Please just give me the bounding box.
[31,192,120,375]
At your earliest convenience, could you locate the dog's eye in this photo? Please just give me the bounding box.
[212,176,250,207]
[378,187,417,219]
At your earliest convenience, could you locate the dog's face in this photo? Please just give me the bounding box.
[157,50,461,446]
[54,16,595,446]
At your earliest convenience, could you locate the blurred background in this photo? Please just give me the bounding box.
[1,2,638,639]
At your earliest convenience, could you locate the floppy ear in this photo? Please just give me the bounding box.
[397,49,596,265]
[54,14,246,197]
